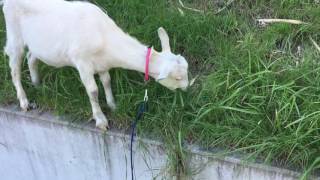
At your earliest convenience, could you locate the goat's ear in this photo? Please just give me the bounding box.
[158,27,171,52]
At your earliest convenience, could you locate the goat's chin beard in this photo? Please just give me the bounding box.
[163,85,177,91]
[158,79,179,91]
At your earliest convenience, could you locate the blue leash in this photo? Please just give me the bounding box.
[130,90,148,180]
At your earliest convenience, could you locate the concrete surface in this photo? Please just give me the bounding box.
[0,106,313,180]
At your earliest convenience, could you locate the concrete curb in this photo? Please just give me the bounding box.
[0,106,315,180]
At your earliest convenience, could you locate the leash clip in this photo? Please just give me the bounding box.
[144,89,148,102]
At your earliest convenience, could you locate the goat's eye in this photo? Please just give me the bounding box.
[175,77,182,81]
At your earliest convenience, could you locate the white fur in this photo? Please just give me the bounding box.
[2,0,189,129]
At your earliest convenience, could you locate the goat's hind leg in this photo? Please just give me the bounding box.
[4,6,29,111]
[99,71,116,111]
[5,44,29,111]
[27,52,40,86]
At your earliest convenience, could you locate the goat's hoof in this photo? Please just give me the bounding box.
[32,81,41,87]
[20,99,30,112]
[94,113,109,131]
[31,75,41,86]
[108,103,116,111]
[96,121,109,131]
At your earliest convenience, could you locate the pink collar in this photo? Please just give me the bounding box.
[144,47,152,81]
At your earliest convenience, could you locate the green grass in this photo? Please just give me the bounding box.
[1,0,320,178]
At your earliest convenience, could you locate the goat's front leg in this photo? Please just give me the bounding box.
[99,71,116,111]
[6,47,29,111]
[27,52,40,86]
[78,67,108,130]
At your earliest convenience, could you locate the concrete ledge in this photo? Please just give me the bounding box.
[0,106,312,180]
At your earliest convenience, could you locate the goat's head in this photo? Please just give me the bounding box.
[153,27,189,91]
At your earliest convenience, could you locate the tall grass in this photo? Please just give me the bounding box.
[1,0,320,177]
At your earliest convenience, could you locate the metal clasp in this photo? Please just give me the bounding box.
[144,89,148,102]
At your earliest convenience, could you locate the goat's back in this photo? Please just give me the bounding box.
[3,0,121,68]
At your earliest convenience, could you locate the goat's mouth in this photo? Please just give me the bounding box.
[178,76,197,91]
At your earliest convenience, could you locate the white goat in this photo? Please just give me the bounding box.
[2,0,189,130]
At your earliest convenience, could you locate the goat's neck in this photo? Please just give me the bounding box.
[112,40,161,79]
